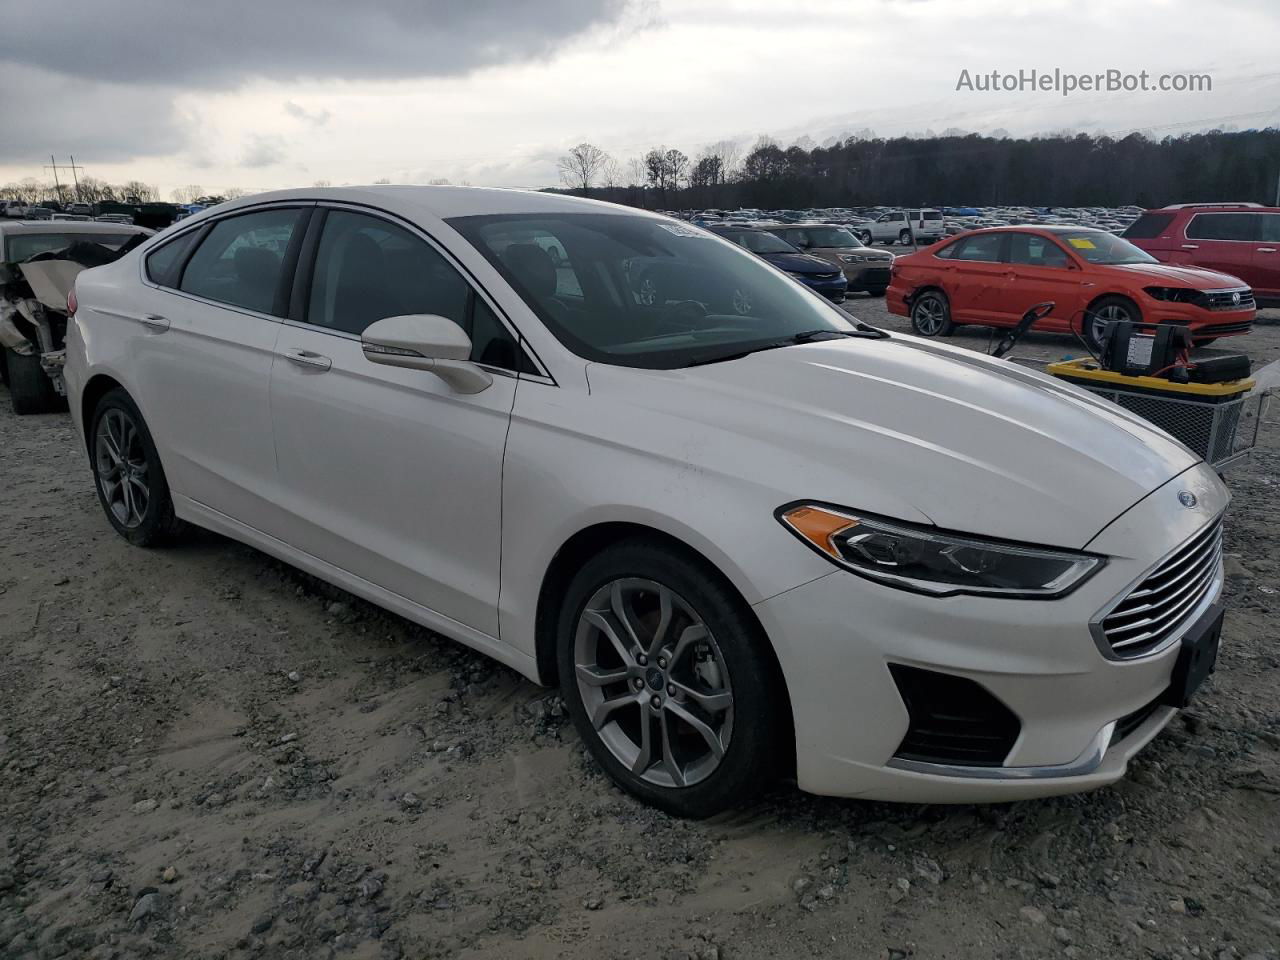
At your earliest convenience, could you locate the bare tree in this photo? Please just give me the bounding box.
[312,179,332,188]
[704,139,742,183]
[121,181,158,202]
[626,156,648,189]
[170,184,204,204]
[600,155,622,190]
[557,142,611,196]
[223,187,249,199]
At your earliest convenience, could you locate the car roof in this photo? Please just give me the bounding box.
[183,185,662,226]
[0,220,151,236]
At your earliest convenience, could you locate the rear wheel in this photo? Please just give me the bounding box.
[558,540,783,818]
[910,290,953,337]
[90,389,185,546]
[859,230,873,246]
[899,230,914,246]
[5,347,62,415]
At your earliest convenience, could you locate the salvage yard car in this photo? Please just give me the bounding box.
[888,225,1256,346]
[0,221,151,412]
[65,186,1229,817]
[764,223,895,296]
[856,209,946,246]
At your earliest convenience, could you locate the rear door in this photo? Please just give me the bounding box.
[1181,212,1258,284]
[269,206,528,637]
[1252,213,1280,301]
[129,205,310,531]
[944,232,1009,323]
[1002,232,1084,331]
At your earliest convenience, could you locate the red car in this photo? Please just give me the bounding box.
[1123,202,1280,307]
[887,225,1256,346]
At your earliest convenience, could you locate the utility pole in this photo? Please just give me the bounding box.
[42,156,86,203]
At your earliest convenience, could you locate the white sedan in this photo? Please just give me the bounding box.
[64,186,1228,816]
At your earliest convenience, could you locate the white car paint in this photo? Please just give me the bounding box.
[64,185,1228,805]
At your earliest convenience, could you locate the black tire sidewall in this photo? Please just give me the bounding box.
[1088,296,1139,345]
[556,540,782,818]
[89,389,180,546]
[5,347,60,415]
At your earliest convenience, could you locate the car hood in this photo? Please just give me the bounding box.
[757,251,840,274]
[1103,261,1247,288]
[588,334,1199,550]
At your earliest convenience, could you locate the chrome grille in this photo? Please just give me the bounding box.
[1101,518,1223,658]
[1204,289,1254,311]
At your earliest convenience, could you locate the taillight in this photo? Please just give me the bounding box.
[66,288,77,316]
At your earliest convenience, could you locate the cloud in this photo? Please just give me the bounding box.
[2,0,637,86]
[0,0,641,169]
[283,101,331,126]
[241,134,289,168]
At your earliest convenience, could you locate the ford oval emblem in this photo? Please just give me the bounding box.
[1178,490,1198,508]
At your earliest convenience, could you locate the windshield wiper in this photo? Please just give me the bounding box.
[684,327,883,367]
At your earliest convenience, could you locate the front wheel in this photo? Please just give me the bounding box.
[1084,295,1140,349]
[558,540,783,818]
[899,230,914,246]
[90,389,185,546]
[910,290,953,337]
[867,286,887,298]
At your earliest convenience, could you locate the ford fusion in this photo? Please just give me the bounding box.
[65,187,1228,817]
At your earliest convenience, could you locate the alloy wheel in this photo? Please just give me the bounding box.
[95,408,150,529]
[1091,303,1132,346]
[913,295,947,336]
[732,287,752,314]
[573,578,734,789]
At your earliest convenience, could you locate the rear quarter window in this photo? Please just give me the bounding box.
[145,230,202,287]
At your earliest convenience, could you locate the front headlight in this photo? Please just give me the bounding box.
[1143,286,1203,305]
[778,504,1104,598]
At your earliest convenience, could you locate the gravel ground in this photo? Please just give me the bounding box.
[2,302,1279,960]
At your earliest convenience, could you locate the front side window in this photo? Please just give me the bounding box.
[306,210,528,370]
[448,212,856,370]
[952,233,1005,262]
[1185,213,1260,242]
[179,208,304,315]
[1007,233,1070,268]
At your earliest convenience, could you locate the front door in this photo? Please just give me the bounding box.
[1252,212,1280,301]
[269,207,527,637]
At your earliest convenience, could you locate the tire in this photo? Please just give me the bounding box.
[89,388,185,547]
[1084,295,1140,349]
[5,347,62,415]
[557,539,784,818]
[910,290,954,337]
[899,230,913,246]
[867,287,887,298]
[859,231,873,246]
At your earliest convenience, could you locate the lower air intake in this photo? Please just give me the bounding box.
[889,664,1021,767]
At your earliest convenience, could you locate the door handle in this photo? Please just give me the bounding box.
[1181,244,1199,250]
[1258,247,1278,253]
[139,313,169,332]
[282,348,332,372]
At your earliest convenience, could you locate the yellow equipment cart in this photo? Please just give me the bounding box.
[1046,358,1268,471]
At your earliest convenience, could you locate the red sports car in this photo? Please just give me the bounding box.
[887,226,1255,346]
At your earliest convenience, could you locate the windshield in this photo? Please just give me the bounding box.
[803,227,862,248]
[714,229,798,255]
[5,232,136,261]
[1057,231,1156,265]
[447,213,855,369]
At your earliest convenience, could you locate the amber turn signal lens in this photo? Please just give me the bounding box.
[780,506,858,559]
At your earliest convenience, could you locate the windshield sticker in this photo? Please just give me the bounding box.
[1068,237,1097,249]
[657,223,707,238]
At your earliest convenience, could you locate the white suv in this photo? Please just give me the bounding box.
[856,209,945,246]
[64,186,1228,817]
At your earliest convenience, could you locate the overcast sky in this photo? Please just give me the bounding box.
[1,0,1278,198]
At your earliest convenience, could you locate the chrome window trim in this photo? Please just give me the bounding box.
[1088,511,1226,662]
[1182,212,1264,243]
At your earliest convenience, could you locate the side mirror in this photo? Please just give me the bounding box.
[361,314,492,394]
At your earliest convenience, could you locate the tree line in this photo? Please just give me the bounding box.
[555,129,1280,209]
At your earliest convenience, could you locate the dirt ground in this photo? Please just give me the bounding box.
[2,300,1279,960]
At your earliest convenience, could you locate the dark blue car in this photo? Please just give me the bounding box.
[708,226,847,303]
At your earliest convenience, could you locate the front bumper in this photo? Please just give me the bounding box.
[841,263,893,290]
[1141,299,1255,339]
[797,276,849,303]
[754,461,1229,803]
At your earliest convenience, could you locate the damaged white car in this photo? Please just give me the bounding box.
[0,221,150,413]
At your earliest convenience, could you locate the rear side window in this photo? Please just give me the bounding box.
[144,230,200,287]
[1185,213,1260,242]
[1122,212,1175,239]
[951,233,1004,262]
[1260,214,1280,243]
[922,211,943,221]
[180,208,304,315]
